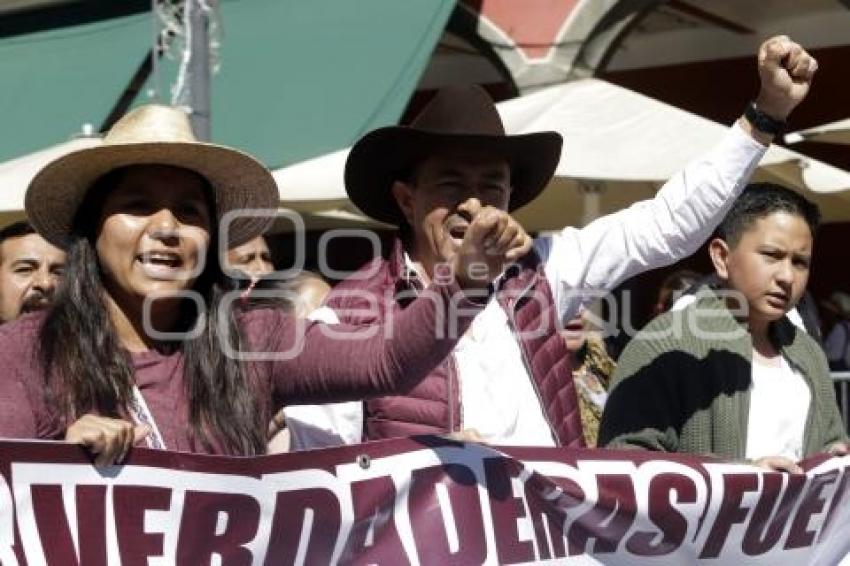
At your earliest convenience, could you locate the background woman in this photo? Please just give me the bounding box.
[560,305,616,447]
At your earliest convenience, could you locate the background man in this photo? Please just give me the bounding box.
[226,234,274,280]
[0,221,65,323]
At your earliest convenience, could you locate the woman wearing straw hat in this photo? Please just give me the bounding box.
[0,104,527,464]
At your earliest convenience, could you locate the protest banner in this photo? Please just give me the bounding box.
[0,437,848,564]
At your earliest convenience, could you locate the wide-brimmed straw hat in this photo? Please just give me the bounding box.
[25,104,279,247]
[344,84,562,226]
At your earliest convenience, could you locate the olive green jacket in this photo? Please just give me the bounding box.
[599,287,847,459]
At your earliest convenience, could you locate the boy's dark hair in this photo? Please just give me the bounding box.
[0,220,35,244]
[714,183,820,247]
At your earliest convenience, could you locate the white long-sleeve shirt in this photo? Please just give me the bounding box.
[285,122,768,449]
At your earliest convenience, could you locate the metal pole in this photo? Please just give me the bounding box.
[580,181,602,227]
[187,0,211,141]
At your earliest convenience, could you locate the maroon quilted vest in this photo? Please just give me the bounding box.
[325,238,585,447]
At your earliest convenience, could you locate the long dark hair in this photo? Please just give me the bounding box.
[38,167,266,455]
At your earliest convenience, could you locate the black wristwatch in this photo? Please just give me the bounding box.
[744,102,787,136]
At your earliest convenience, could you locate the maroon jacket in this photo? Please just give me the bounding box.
[326,239,585,447]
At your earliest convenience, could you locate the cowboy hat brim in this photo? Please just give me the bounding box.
[25,141,279,248]
[344,126,563,225]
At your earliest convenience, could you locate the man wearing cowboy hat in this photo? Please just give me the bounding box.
[289,36,818,449]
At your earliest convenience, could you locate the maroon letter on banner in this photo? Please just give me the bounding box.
[113,485,171,565]
[742,474,805,555]
[408,464,486,564]
[818,468,850,543]
[341,476,410,566]
[485,458,536,563]
[176,491,260,566]
[566,475,637,555]
[625,472,697,556]
[265,488,342,565]
[31,484,83,565]
[785,470,839,549]
[75,485,108,566]
[700,473,758,558]
[524,473,586,560]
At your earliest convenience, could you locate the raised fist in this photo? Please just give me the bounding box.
[755,35,817,121]
[450,198,532,289]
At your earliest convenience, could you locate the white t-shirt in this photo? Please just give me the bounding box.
[745,353,811,461]
[453,299,556,446]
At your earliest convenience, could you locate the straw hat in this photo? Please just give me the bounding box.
[344,85,562,225]
[25,104,279,247]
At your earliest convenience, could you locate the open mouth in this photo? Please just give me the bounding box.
[20,297,50,313]
[137,251,185,278]
[444,218,469,246]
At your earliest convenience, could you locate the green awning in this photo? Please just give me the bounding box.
[0,0,455,167]
[0,12,149,162]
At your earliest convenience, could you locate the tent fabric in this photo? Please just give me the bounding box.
[496,79,850,193]
[272,78,850,227]
[4,79,850,227]
[275,148,350,209]
[786,118,850,146]
[0,137,102,225]
[0,0,455,168]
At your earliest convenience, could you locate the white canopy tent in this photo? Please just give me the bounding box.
[0,135,382,232]
[0,137,101,226]
[271,149,391,232]
[786,118,850,146]
[2,80,848,231]
[274,79,850,229]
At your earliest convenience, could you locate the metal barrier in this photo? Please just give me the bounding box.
[832,372,850,432]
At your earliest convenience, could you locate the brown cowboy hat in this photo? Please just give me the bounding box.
[25,104,278,248]
[344,85,562,225]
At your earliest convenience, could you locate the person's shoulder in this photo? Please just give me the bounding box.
[325,258,397,318]
[0,311,44,350]
[0,312,44,397]
[669,293,696,313]
[783,318,828,365]
[329,256,393,295]
[533,228,579,257]
[234,306,302,357]
[629,307,686,346]
[0,313,49,438]
[614,310,684,372]
[236,306,289,330]
[615,298,723,375]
